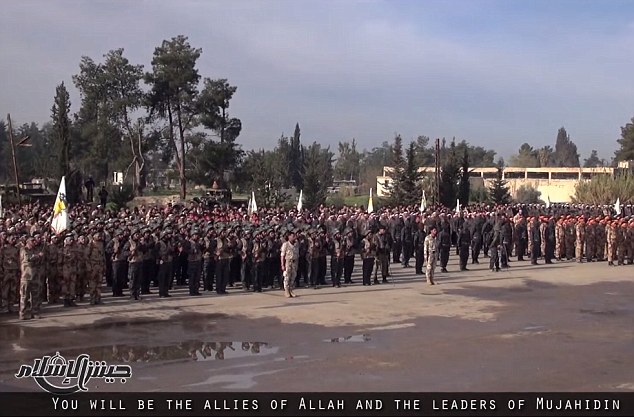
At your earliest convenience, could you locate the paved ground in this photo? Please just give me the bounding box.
[1,256,633,392]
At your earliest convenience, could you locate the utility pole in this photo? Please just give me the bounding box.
[435,138,440,206]
[6,114,31,208]
[7,114,21,207]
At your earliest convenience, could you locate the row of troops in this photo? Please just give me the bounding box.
[3,212,634,319]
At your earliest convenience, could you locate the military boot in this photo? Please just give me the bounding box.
[284,289,291,298]
[289,289,297,298]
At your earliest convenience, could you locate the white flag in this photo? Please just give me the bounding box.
[419,190,427,213]
[546,195,551,209]
[615,197,621,215]
[0,194,3,218]
[297,189,303,212]
[455,198,460,214]
[51,176,69,234]
[251,191,258,213]
[247,196,252,214]
[367,188,374,214]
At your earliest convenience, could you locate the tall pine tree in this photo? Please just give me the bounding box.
[489,167,511,204]
[439,140,459,207]
[615,116,634,162]
[384,134,407,204]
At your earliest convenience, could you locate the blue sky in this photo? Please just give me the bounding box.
[1,0,633,162]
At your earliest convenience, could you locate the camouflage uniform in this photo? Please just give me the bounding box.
[280,236,299,297]
[564,221,576,260]
[575,221,586,262]
[527,219,534,259]
[627,223,634,265]
[596,221,606,261]
[45,239,62,304]
[19,240,45,320]
[61,238,77,305]
[539,221,547,259]
[585,221,596,262]
[87,235,105,304]
[1,243,20,313]
[606,222,617,266]
[617,223,627,265]
[74,238,89,301]
[555,220,566,260]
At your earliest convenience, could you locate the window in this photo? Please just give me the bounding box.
[526,171,549,180]
[504,171,525,179]
[551,172,580,180]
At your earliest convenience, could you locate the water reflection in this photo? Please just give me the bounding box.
[33,341,276,364]
[325,334,371,343]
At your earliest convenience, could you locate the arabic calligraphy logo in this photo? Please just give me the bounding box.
[15,352,132,395]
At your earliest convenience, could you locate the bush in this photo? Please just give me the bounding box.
[515,185,543,204]
[573,173,634,204]
[109,184,135,210]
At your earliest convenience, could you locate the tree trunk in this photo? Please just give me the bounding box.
[176,102,187,200]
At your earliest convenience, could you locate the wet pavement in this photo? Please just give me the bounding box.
[1,257,633,392]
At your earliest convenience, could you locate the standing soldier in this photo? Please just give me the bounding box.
[489,224,501,272]
[332,231,344,288]
[596,219,606,261]
[1,234,20,313]
[514,217,527,261]
[280,230,299,298]
[156,230,173,298]
[471,214,484,264]
[215,229,231,295]
[617,222,627,265]
[457,225,471,271]
[128,230,144,301]
[585,219,596,262]
[401,216,414,268]
[555,218,566,261]
[564,218,576,260]
[61,236,78,307]
[361,231,375,286]
[308,231,321,289]
[545,218,556,264]
[203,229,216,292]
[111,231,128,297]
[413,223,426,275]
[530,217,541,265]
[296,230,310,287]
[87,231,105,305]
[75,235,89,302]
[187,231,203,296]
[575,218,586,263]
[607,220,617,266]
[438,223,452,273]
[241,230,254,291]
[318,230,328,286]
[373,226,389,284]
[424,227,439,285]
[19,235,45,320]
[252,232,266,293]
[343,230,356,284]
[628,221,634,264]
[539,217,548,260]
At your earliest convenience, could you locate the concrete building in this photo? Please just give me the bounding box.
[376,166,615,203]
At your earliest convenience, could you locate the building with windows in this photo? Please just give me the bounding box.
[376,166,615,203]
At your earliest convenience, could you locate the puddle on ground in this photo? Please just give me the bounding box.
[324,334,371,343]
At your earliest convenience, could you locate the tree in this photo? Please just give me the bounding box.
[413,135,434,167]
[514,185,543,204]
[51,82,72,181]
[398,142,423,205]
[553,127,580,167]
[583,150,603,168]
[509,143,539,167]
[146,35,202,199]
[573,173,634,204]
[439,139,459,207]
[537,146,554,167]
[359,141,393,191]
[196,78,243,186]
[289,123,303,190]
[488,167,511,205]
[614,116,634,163]
[302,142,334,209]
[383,134,408,205]
[334,139,361,183]
[458,148,470,207]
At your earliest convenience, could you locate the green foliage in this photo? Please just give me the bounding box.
[109,184,135,209]
[51,82,72,179]
[514,185,543,204]
[384,134,408,205]
[488,168,511,204]
[553,127,580,167]
[573,173,634,204]
[439,140,459,207]
[469,186,489,203]
[614,116,634,163]
[583,150,605,168]
[334,138,361,183]
[302,142,334,209]
[509,143,540,167]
